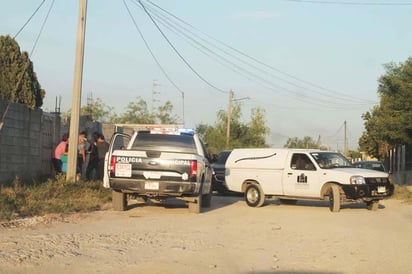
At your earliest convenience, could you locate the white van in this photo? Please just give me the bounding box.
[225,148,394,212]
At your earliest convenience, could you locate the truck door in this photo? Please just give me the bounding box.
[282,153,319,197]
[103,132,131,188]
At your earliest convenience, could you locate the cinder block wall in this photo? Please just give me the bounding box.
[0,100,60,183]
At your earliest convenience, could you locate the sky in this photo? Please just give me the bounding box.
[1,0,411,150]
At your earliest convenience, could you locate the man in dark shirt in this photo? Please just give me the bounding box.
[96,134,109,180]
[86,132,99,180]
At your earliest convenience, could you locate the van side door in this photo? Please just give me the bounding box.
[282,153,320,197]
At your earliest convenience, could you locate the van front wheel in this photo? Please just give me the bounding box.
[245,184,265,207]
[329,184,341,213]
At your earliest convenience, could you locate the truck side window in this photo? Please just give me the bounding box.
[291,154,316,171]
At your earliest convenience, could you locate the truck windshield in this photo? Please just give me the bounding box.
[310,152,352,169]
[131,133,197,154]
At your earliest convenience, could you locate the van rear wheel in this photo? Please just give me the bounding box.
[245,184,265,207]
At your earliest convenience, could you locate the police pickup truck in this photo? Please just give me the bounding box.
[225,148,394,212]
[103,127,213,213]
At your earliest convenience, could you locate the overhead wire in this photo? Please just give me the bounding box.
[143,0,376,105]
[141,0,375,108]
[122,0,186,99]
[30,0,56,57]
[13,0,47,39]
[136,0,228,94]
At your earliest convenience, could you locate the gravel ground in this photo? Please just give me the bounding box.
[1,195,411,274]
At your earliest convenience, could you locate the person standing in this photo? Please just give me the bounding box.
[53,133,69,175]
[86,132,99,180]
[77,131,87,180]
[96,134,109,180]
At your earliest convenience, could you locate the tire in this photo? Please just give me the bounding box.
[245,184,265,207]
[366,200,379,211]
[279,199,297,205]
[202,190,212,208]
[112,190,127,211]
[329,184,341,213]
[188,195,202,213]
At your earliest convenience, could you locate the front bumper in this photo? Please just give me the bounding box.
[341,183,394,201]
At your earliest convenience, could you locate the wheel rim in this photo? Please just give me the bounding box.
[247,187,259,204]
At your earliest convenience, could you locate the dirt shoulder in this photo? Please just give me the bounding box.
[1,196,411,274]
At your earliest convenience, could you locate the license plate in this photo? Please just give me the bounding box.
[377,186,386,193]
[115,163,132,177]
[145,182,159,190]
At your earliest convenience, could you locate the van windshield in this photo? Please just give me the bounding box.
[310,152,352,169]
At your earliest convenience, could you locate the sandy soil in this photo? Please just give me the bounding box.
[1,195,411,274]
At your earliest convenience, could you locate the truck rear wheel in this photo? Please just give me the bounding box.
[329,184,340,213]
[188,195,202,213]
[366,200,379,211]
[202,192,212,208]
[112,190,127,211]
[245,184,265,207]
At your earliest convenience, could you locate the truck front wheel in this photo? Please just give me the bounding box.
[366,200,379,211]
[112,190,127,211]
[245,184,265,207]
[329,184,341,213]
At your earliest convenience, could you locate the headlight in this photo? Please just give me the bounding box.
[350,176,366,185]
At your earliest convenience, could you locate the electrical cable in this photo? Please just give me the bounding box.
[13,0,47,39]
[123,0,186,99]
[142,1,375,108]
[136,0,228,94]
[143,0,375,104]
[30,0,55,57]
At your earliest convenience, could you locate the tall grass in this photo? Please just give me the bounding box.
[0,175,111,221]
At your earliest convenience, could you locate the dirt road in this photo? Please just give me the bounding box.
[1,195,411,274]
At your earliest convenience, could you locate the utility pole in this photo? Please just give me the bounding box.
[181,91,185,126]
[67,0,88,181]
[226,89,233,148]
[344,120,348,156]
[151,80,159,115]
[226,90,250,148]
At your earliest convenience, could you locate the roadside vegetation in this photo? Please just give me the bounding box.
[1,176,411,222]
[392,184,412,204]
[0,176,111,222]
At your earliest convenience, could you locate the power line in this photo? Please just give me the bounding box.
[143,0,375,105]
[136,0,228,94]
[141,0,375,108]
[13,0,47,39]
[30,0,55,57]
[123,0,186,98]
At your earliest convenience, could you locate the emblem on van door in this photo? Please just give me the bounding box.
[297,173,307,183]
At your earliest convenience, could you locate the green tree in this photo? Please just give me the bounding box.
[62,97,116,123]
[196,102,269,155]
[0,35,44,109]
[284,136,328,150]
[157,101,178,124]
[115,97,179,124]
[359,57,412,158]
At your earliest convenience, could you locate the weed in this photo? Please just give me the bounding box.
[0,177,111,222]
[392,184,412,204]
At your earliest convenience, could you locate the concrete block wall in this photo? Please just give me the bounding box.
[0,100,60,184]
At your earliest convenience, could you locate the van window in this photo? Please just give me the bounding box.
[291,154,315,170]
